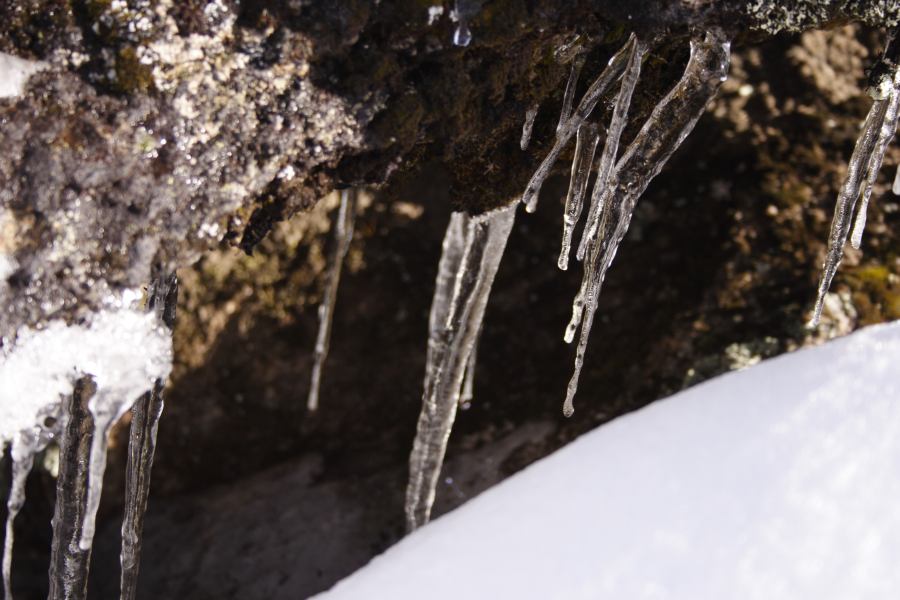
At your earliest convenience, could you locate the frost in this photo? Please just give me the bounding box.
[811,31,900,326]
[0,52,46,99]
[563,31,731,417]
[308,189,358,412]
[405,203,516,531]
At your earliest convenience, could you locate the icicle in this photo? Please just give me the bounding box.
[563,31,731,417]
[558,123,601,270]
[811,29,900,324]
[405,203,516,531]
[522,35,636,213]
[893,164,900,195]
[119,384,164,600]
[308,189,358,412]
[119,273,177,600]
[48,378,97,600]
[850,89,900,249]
[452,0,474,47]
[520,104,539,151]
[557,55,586,135]
[3,431,37,600]
[810,100,892,325]
[577,39,647,264]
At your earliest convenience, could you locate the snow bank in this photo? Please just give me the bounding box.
[0,52,46,99]
[317,321,900,600]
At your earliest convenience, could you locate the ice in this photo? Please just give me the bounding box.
[520,104,539,151]
[308,189,358,412]
[558,123,600,271]
[0,52,45,99]
[557,55,585,135]
[405,203,516,531]
[564,31,731,417]
[577,39,647,264]
[316,320,900,600]
[893,164,900,195]
[521,35,636,213]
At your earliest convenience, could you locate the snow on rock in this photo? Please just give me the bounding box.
[317,320,900,600]
[0,52,46,99]
[0,308,173,446]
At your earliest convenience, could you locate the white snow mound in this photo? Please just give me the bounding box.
[317,320,900,600]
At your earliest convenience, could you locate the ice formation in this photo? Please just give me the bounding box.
[308,189,359,412]
[0,52,46,99]
[894,164,900,195]
[811,30,900,326]
[451,0,477,47]
[0,300,172,598]
[405,203,516,531]
[520,104,539,151]
[558,123,601,270]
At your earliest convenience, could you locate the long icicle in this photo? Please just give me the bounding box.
[119,273,177,600]
[308,189,358,412]
[558,123,601,270]
[522,35,636,213]
[810,101,892,325]
[405,203,516,531]
[564,30,731,417]
[567,37,646,342]
[557,55,586,134]
[459,323,482,406]
[3,431,38,600]
[48,377,97,600]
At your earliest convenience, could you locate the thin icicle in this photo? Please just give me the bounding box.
[522,35,636,213]
[557,55,586,135]
[812,29,900,323]
[850,89,900,249]
[451,0,474,47]
[119,273,177,600]
[558,123,601,270]
[48,378,96,600]
[119,384,164,600]
[520,104,539,151]
[893,164,900,195]
[308,189,358,412]
[576,39,647,264]
[405,203,516,531]
[810,100,892,325]
[459,324,482,407]
[563,30,731,417]
[3,428,44,600]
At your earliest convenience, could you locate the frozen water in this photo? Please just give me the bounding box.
[0,52,45,99]
[558,123,600,271]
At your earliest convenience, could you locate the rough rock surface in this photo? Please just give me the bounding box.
[1,2,900,599]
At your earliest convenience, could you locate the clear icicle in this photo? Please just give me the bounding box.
[577,38,647,264]
[812,29,900,324]
[558,123,601,270]
[520,104,539,151]
[563,30,731,417]
[850,89,900,249]
[893,164,900,195]
[452,0,474,47]
[522,35,636,213]
[48,378,97,600]
[3,430,40,600]
[308,189,358,412]
[810,99,892,325]
[119,384,164,600]
[557,55,586,135]
[119,273,177,600]
[405,203,516,531]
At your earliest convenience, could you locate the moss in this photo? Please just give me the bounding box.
[847,264,900,324]
[114,46,156,93]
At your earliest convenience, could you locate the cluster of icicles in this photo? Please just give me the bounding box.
[3,26,899,599]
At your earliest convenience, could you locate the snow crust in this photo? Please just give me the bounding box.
[0,52,46,99]
[318,321,900,600]
[0,309,173,445]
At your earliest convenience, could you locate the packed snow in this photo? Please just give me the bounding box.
[318,320,900,600]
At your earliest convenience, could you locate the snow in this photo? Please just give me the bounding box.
[318,320,900,600]
[0,52,46,99]
[0,308,173,446]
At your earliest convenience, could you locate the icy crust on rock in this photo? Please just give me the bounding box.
[0,309,173,446]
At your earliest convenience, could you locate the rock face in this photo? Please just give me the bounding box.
[1,1,900,599]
